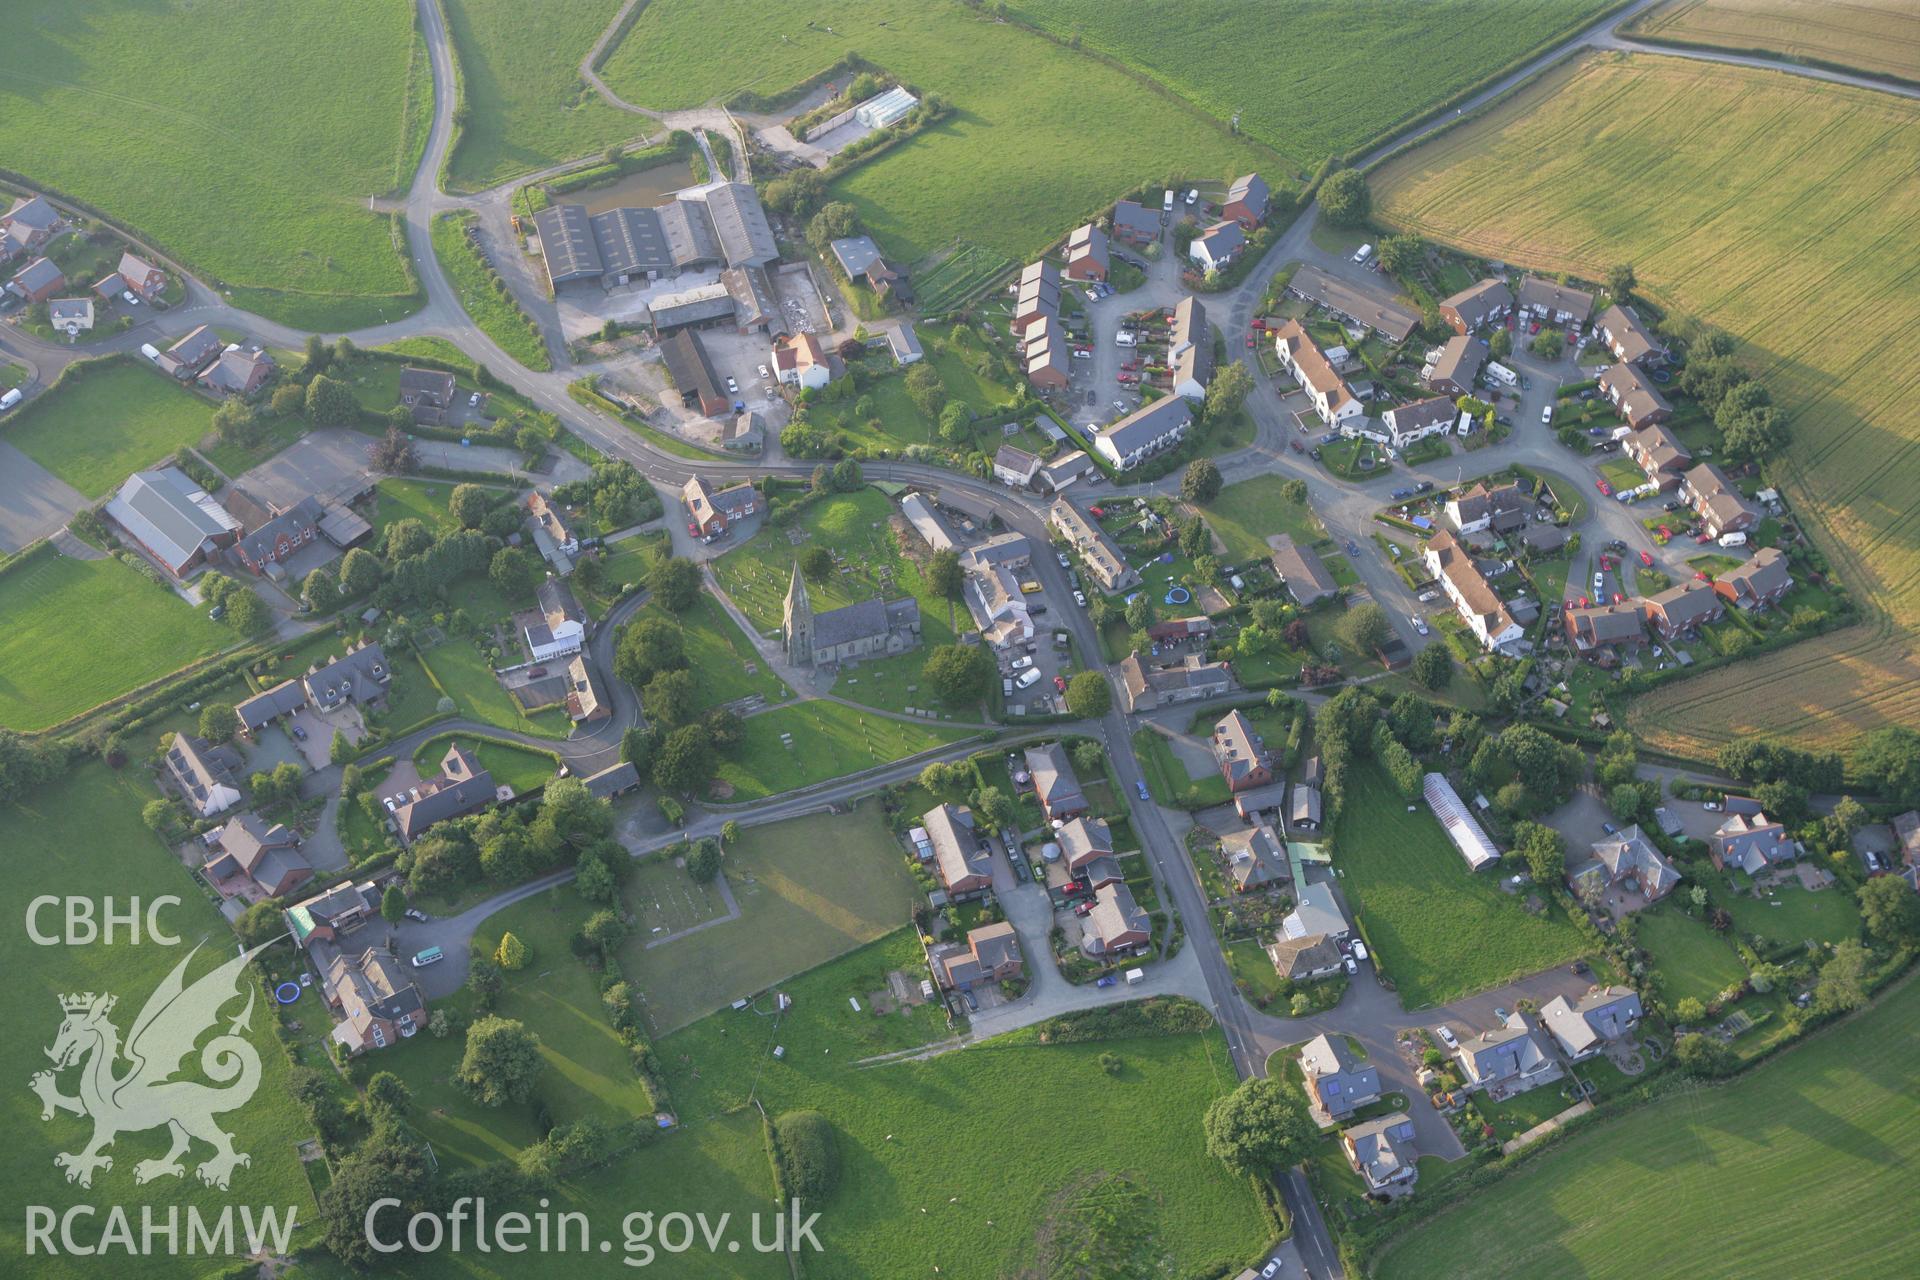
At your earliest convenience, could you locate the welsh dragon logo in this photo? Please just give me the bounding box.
[31,942,267,1190]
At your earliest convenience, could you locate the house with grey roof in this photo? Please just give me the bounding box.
[1058,816,1114,871]
[1270,533,1337,606]
[1708,807,1798,875]
[1439,278,1513,334]
[1290,783,1323,832]
[1111,199,1161,246]
[235,680,310,735]
[1539,986,1642,1061]
[1300,1033,1381,1121]
[2,194,65,256]
[324,947,424,1055]
[1456,1012,1560,1095]
[1596,303,1664,366]
[1065,222,1109,282]
[395,744,498,844]
[1570,825,1679,907]
[1267,932,1344,981]
[1212,709,1275,793]
[1714,547,1793,611]
[1116,651,1233,712]
[1422,335,1486,396]
[106,468,241,576]
[157,324,222,380]
[233,495,324,578]
[1168,296,1213,400]
[924,802,994,898]
[304,641,391,712]
[1517,278,1595,325]
[885,322,923,365]
[166,734,245,818]
[200,344,276,398]
[1222,173,1270,227]
[781,562,921,667]
[48,296,93,332]
[1082,881,1150,956]
[582,761,641,800]
[1189,220,1246,272]
[202,812,312,900]
[284,880,380,948]
[930,920,1023,991]
[1343,1113,1419,1192]
[7,255,65,303]
[1221,824,1287,892]
[1024,742,1088,820]
[1282,881,1349,942]
[1095,395,1192,470]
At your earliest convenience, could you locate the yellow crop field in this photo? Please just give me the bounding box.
[1372,53,1920,756]
[1628,0,1920,84]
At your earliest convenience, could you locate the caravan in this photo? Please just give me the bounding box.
[1485,361,1518,389]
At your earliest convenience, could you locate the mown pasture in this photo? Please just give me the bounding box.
[600,0,1278,264]
[2,359,209,498]
[0,0,419,328]
[1626,0,1920,84]
[1010,0,1621,168]
[1373,974,1920,1280]
[1371,54,1920,755]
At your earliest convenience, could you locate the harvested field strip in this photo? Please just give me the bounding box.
[1627,0,1920,84]
[1370,53,1920,753]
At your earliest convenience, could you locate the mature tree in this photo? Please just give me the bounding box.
[921,643,993,704]
[0,729,60,806]
[1859,876,1920,948]
[652,724,716,795]
[1202,1077,1318,1178]
[1202,360,1254,424]
[648,556,702,612]
[926,547,963,599]
[381,885,408,928]
[972,785,1018,834]
[270,382,305,417]
[1339,603,1391,658]
[538,777,614,849]
[800,545,834,582]
[1824,795,1867,850]
[831,457,863,491]
[1412,643,1452,690]
[338,549,383,603]
[479,826,536,883]
[300,566,336,611]
[582,908,630,954]
[763,168,827,217]
[684,838,722,884]
[1606,263,1637,302]
[319,1125,433,1266]
[1178,515,1211,559]
[575,855,617,903]
[212,398,262,449]
[1318,169,1371,229]
[615,616,686,689]
[495,931,530,971]
[1124,593,1153,631]
[1716,380,1788,460]
[198,702,237,744]
[1315,686,1379,758]
[904,363,945,420]
[1673,1032,1736,1079]
[805,201,861,249]
[1609,782,1649,824]
[1279,476,1309,506]
[920,760,966,792]
[1814,940,1871,1014]
[1673,997,1706,1025]
[1512,821,1566,885]
[223,587,272,635]
[641,668,698,727]
[1753,778,1810,826]
[938,400,972,445]
[1498,723,1579,800]
[1676,354,1749,414]
[1377,234,1423,277]
[1489,327,1513,359]
[365,1070,411,1118]
[448,483,493,529]
[1065,671,1112,719]
[457,1015,544,1106]
[142,797,179,837]
[385,517,434,562]
[234,900,285,948]
[1072,740,1105,777]
[1853,726,1920,806]
[489,546,540,599]
[304,373,358,426]
[302,333,332,375]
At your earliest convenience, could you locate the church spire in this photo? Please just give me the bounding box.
[782,560,812,665]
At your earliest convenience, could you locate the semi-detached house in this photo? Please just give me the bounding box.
[1094,396,1191,471]
[1439,278,1512,334]
[1425,528,1523,651]
[1272,319,1361,429]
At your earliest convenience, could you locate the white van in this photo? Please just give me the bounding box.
[1115,330,1138,347]
[1352,244,1374,265]
[1718,531,1749,548]
[1455,412,1474,437]
[1162,189,1175,214]
[1016,668,1043,689]
[140,343,162,363]
[0,388,21,412]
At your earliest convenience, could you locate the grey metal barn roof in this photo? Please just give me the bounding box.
[106,468,239,571]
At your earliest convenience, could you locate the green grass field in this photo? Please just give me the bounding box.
[1374,974,1920,1280]
[1635,905,1749,1006]
[625,591,790,714]
[1724,881,1861,949]
[1198,472,1328,563]
[0,0,418,328]
[0,765,319,1274]
[1627,0,1920,84]
[411,732,557,795]
[1010,0,1618,169]
[619,801,921,1033]
[429,212,552,369]
[1371,54,1920,754]
[601,0,1277,264]
[0,545,231,731]
[442,0,649,189]
[1335,763,1587,1008]
[416,636,572,739]
[4,360,211,497]
[714,700,973,802]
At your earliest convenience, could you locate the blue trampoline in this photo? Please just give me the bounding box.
[274,982,301,1005]
[1164,585,1192,605]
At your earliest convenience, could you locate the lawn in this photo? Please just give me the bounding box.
[0,0,418,328]
[600,0,1278,265]
[368,475,464,542]
[1626,0,1920,84]
[619,801,921,1033]
[624,591,790,714]
[416,635,572,739]
[1334,763,1587,1009]
[1635,905,1750,1006]
[713,699,973,802]
[1724,882,1861,950]
[0,765,320,1273]
[411,732,558,795]
[0,545,231,731]
[1373,974,1920,1280]
[441,0,649,190]
[429,212,552,370]
[1010,0,1620,169]
[1371,53,1920,754]
[3,359,211,497]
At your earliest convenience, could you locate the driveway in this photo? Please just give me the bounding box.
[0,442,88,552]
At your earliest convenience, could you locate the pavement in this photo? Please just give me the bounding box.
[3,1,1902,1269]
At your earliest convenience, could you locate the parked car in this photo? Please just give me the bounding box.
[289,724,307,741]
[1434,1025,1459,1050]
[1703,800,1723,812]
[1416,480,1434,493]
[1011,655,1035,671]
[1602,823,1617,835]
[725,376,738,394]
[1096,974,1118,989]
[1344,956,1358,975]
[1418,589,1438,603]
[1410,614,1429,637]
[1639,550,1654,567]
[1016,668,1043,688]
[1596,478,1612,496]
[1592,572,1605,593]
[1056,551,1071,568]
[1073,590,1087,607]
[1541,405,1553,425]
[1074,901,1094,917]
[1290,439,1304,454]
[382,796,397,813]
[1053,675,1068,693]
[404,908,429,923]
[1135,780,1151,801]
[122,290,140,306]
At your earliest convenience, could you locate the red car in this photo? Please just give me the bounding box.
[1696,532,1714,544]
[1062,881,1089,898]
[1246,334,1256,349]
[1694,570,1710,581]
[1612,592,1625,604]
[1579,596,1591,608]
[1089,506,1106,518]
[1658,526,1673,539]
[1053,675,1068,693]
[1596,479,1612,496]
[1290,440,1304,454]
[1599,555,1614,570]
[1529,321,1541,335]
[1073,901,1095,917]
[1639,550,1654,567]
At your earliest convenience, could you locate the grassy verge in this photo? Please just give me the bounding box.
[430,211,552,371]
